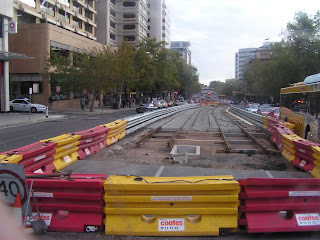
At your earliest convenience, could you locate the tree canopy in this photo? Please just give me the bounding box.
[46,39,201,111]
[243,10,320,103]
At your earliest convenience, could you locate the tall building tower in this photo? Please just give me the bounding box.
[171,41,191,65]
[96,0,148,47]
[235,48,257,81]
[147,0,170,47]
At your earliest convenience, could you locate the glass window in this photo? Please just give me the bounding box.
[123,2,136,7]
[123,24,136,30]
[123,13,136,18]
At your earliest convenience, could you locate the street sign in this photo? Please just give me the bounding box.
[8,21,17,34]
[29,87,33,95]
[0,163,31,215]
[56,86,61,93]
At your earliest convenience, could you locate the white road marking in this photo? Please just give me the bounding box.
[155,166,165,177]
[265,170,274,178]
[226,108,253,126]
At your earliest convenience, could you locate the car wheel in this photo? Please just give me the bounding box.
[10,106,14,112]
[31,107,37,113]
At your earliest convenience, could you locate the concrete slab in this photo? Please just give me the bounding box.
[64,160,311,180]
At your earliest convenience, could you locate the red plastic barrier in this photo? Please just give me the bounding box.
[73,126,109,160]
[26,174,106,232]
[292,157,315,172]
[239,178,320,233]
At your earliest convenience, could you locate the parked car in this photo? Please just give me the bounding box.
[167,101,174,107]
[136,102,156,113]
[153,100,163,108]
[246,104,260,113]
[10,98,47,113]
[270,107,280,119]
[160,100,168,108]
[258,106,274,116]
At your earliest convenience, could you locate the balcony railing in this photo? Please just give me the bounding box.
[40,6,55,17]
[58,14,70,23]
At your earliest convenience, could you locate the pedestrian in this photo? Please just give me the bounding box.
[48,96,53,107]
[85,98,89,109]
[129,98,132,108]
[122,99,126,108]
[80,97,85,111]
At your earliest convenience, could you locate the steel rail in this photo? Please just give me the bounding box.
[211,110,232,152]
[124,104,199,135]
[167,107,204,147]
[222,108,280,154]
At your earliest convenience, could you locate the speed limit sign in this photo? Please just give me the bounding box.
[0,163,31,215]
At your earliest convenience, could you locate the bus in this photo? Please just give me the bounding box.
[280,73,320,142]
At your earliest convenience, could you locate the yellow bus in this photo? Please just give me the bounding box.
[280,73,320,142]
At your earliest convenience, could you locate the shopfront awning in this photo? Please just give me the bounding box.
[0,51,33,61]
[50,40,87,54]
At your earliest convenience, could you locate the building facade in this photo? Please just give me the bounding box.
[170,41,191,65]
[147,0,170,47]
[235,48,257,81]
[96,0,148,47]
[9,0,107,108]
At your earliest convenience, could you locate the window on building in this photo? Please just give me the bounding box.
[147,33,150,37]
[162,26,165,30]
[123,24,136,30]
[110,10,116,17]
[148,18,150,22]
[110,33,116,40]
[147,4,150,7]
[123,13,136,18]
[162,18,165,23]
[86,0,93,7]
[110,0,115,5]
[0,18,2,39]
[162,33,165,37]
[123,36,136,41]
[147,26,150,30]
[110,21,116,29]
[85,23,93,33]
[85,10,93,20]
[123,2,136,7]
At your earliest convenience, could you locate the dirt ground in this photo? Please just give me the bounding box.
[91,126,294,172]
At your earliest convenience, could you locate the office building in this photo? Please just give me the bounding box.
[235,48,257,81]
[147,0,171,47]
[171,41,191,65]
[96,0,148,47]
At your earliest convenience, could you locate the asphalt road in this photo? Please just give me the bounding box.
[0,109,136,152]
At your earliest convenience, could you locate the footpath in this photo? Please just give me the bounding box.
[0,106,133,129]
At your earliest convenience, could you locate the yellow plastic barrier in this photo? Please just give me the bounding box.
[311,166,320,178]
[279,121,295,130]
[281,148,295,162]
[104,175,239,236]
[41,134,81,146]
[0,154,23,164]
[41,134,81,171]
[102,120,128,146]
[52,146,79,171]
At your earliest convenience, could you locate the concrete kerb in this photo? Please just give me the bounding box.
[0,113,67,129]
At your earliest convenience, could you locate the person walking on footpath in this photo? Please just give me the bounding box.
[80,97,85,111]
[48,96,53,107]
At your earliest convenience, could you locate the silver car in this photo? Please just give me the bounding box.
[10,98,47,113]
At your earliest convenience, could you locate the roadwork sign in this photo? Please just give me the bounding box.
[0,163,30,215]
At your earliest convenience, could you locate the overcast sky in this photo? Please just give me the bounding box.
[168,0,319,85]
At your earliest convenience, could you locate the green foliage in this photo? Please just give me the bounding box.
[46,39,201,109]
[244,10,320,102]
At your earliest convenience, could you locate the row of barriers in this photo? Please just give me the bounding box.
[1,104,198,173]
[0,119,128,174]
[263,115,320,178]
[22,173,320,235]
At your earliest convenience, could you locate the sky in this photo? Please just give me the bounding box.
[168,0,319,85]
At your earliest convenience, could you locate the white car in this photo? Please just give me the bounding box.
[10,98,47,113]
[160,100,168,108]
[246,104,260,113]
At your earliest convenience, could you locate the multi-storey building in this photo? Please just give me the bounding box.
[147,0,170,47]
[96,0,148,47]
[170,41,191,65]
[8,0,107,108]
[234,48,257,81]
